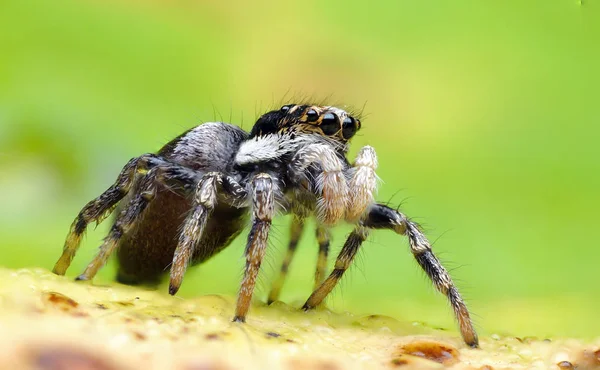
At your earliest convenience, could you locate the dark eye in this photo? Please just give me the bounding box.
[280,104,293,113]
[321,112,339,135]
[306,109,319,122]
[342,117,357,139]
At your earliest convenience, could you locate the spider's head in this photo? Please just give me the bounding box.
[249,104,361,143]
[235,104,361,167]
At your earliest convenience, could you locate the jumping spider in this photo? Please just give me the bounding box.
[53,104,479,347]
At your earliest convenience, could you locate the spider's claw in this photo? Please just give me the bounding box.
[468,341,480,349]
[301,303,311,311]
[168,283,179,296]
[232,315,246,323]
[74,274,89,281]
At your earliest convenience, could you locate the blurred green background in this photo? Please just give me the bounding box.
[1,0,598,339]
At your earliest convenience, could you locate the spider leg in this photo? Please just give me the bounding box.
[288,144,348,225]
[314,225,331,290]
[346,146,378,222]
[303,203,479,348]
[302,226,369,310]
[267,220,330,304]
[362,203,478,347]
[169,173,247,295]
[53,154,158,275]
[233,173,276,322]
[74,163,198,281]
[267,216,305,304]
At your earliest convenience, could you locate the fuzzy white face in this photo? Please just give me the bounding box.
[234,133,293,166]
[234,134,304,166]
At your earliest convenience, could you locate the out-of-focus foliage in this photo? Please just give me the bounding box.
[1,0,598,338]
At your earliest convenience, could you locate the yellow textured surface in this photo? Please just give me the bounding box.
[0,268,598,370]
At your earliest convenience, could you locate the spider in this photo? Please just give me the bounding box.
[53,104,479,347]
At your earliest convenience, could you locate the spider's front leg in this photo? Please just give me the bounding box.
[304,203,479,348]
[233,173,276,322]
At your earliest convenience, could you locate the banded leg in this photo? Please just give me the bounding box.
[53,154,157,275]
[304,203,479,348]
[267,216,305,304]
[346,146,378,222]
[362,203,478,347]
[74,163,200,281]
[288,144,348,225]
[75,166,162,280]
[302,226,369,310]
[233,173,276,322]
[314,225,330,290]
[169,173,247,295]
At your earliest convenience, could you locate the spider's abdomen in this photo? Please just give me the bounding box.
[115,122,249,285]
[115,188,247,285]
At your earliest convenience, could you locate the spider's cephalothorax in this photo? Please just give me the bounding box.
[53,104,479,347]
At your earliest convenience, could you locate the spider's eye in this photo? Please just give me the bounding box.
[280,104,293,113]
[321,112,339,135]
[342,116,358,139]
[306,109,319,122]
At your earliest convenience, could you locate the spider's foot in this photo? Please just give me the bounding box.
[74,274,89,281]
[232,315,246,323]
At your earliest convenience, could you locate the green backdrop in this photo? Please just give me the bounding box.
[1,0,598,339]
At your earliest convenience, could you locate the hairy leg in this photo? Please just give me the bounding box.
[314,225,330,290]
[233,173,276,322]
[304,203,479,347]
[267,216,305,304]
[169,173,247,295]
[73,162,201,280]
[362,203,478,347]
[346,146,378,222]
[76,166,161,280]
[288,144,348,226]
[302,226,369,310]
[53,154,159,275]
[267,218,330,304]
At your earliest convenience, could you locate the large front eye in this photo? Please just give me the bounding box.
[306,108,319,122]
[321,112,339,135]
[342,116,358,139]
[280,104,293,113]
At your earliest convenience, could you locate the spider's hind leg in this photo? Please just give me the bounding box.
[75,163,197,281]
[53,154,157,275]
